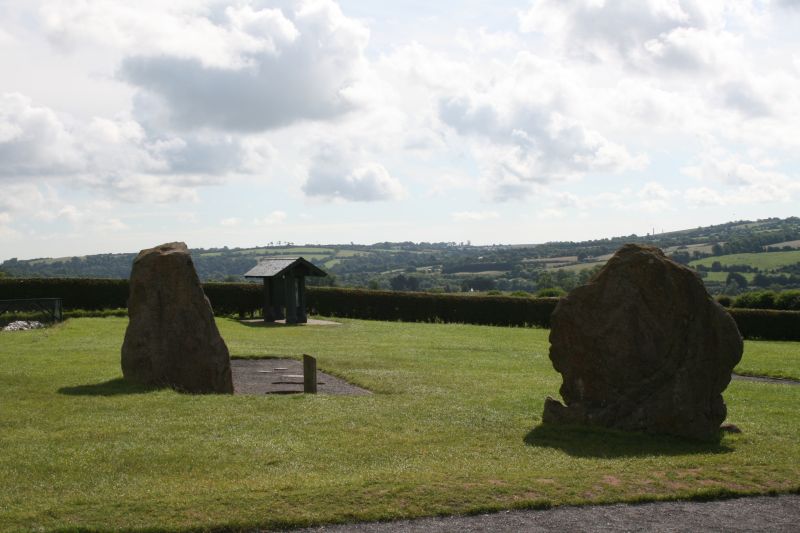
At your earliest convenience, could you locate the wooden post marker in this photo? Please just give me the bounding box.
[303,354,317,394]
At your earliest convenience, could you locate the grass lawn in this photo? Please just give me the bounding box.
[737,340,800,380]
[1,317,799,532]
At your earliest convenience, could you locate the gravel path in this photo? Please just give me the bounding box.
[287,494,800,532]
[731,373,800,386]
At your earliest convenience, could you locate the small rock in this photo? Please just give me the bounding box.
[2,320,45,331]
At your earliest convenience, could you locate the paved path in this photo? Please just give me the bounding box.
[732,373,800,386]
[231,358,371,395]
[289,494,800,532]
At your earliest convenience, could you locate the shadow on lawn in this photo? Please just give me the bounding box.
[58,378,163,396]
[238,320,301,328]
[525,424,733,458]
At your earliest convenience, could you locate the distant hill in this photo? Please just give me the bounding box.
[2,216,799,295]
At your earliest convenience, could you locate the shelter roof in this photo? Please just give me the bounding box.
[244,256,327,278]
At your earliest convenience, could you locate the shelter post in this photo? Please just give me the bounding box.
[285,272,298,324]
[297,275,307,323]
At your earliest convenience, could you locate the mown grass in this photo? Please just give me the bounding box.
[0,317,798,532]
[736,339,800,380]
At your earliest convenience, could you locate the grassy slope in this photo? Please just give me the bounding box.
[690,250,800,270]
[0,318,798,532]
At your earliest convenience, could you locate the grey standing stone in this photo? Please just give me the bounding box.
[543,243,742,440]
[121,242,233,393]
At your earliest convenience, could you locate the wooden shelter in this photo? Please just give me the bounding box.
[244,257,327,324]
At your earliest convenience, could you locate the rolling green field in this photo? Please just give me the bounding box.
[702,271,757,283]
[690,250,800,271]
[0,318,798,532]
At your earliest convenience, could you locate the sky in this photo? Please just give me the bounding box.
[1,0,799,261]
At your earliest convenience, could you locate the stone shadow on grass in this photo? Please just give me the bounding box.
[524,423,733,458]
[238,321,300,328]
[58,377,163,396]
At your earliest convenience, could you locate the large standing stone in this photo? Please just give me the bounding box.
[543,244,742,440]
[121,242,233,393]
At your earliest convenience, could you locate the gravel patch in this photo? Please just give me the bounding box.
[287,494,800,532]
[231,358,371,396]
[2,320,45,331]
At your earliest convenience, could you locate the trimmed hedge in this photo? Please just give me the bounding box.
[306,287,558,328]
[3,278,800,340]
[727,309,800,341]
[0,278,129,310]
[732,290,800,311]
[202,282,261,316]
[0,278,262,317]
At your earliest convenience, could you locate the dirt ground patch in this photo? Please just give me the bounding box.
[231,358,371,396]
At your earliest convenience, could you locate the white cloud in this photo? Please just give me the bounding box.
[0,27,15,46]
[1,0,799,257]
[116,0,369,131]
[520,0,697,57]
[0,93,83,176]
[683,186,726,206]
[0,182,131,236]
[253,211,287,225]
[437,53,647,200]
[220,217,242,227]
[536,207,566,220]
[777,0,800,10]
[304,161,405,202]
[83,174,201,203]
[518,1,755,74]
[301,143,405,202]
[682,150,800,206]
[40,1,298,68]
[455,27,520,54]
[0,182,60,218]
[0,92,276,202]
[451,211,499,222]
[635,181,678,212]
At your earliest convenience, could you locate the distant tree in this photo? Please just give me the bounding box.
[535,270,555,289]
[670,251,691,264]
[390,274,408,291]
[460,277,495,291]
[726,272,748,289]
[711,261,723,272]
[536,287,566,297]
[389,274,420,291]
